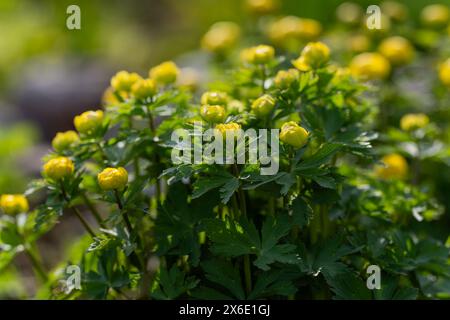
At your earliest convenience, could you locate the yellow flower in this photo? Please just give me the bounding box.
[201,91,228,106]
[245,0,279,15]
[349,52,391,80]
[251,94,276,117]
[400,113,429,131]
[97,167,128,191]
[280,121,309,149]
[336,2,363,25]
[110,71,142,92]
[274,69,300,89]
[243,45,275,65]
[74,110,104,136]
[178,68,200,92]
[420,4,449,28]
[52,130,80,152]
[43,157,75,181]
[378,36,414,65]
[131,78,157,100]
[375,153,408,180]
[215,122,242,138]
[438,58,450,87]
[201,22,240,54]
[102,86,123,106]
[149,61,179,85]
[227,100,245,114]
[381,1,408,22]
[292,42,330,71]
[0,194,29,215]
[267,16,322,49]
[348,34,370,53]
[200,105,226,123]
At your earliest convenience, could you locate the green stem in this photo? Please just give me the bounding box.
[81,192,104,228]
[25,247,48,282]
[73,207,96,238]
[60,182,96,238]
[243,254,252,296]
[260,64,266,94]
[114,189,133,235]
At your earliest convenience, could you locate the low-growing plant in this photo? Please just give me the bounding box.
[1,0,449,300]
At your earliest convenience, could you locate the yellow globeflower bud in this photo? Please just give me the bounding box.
[52,130,80,152]
[74,110,104,136]
[292,42,330,71]
[420,4,449,28]
[111,71,142,92]
[438,58,450,87]
[43,157,74,181]
[381,1,408,22]
[246,0,279,15]
[251,94,276,117]
[200,105,226,123]
[267,16,322,49]
[280,121,309,149]
[400,113,429,131]
[131,78,157,100]
[227,100,245,114]
[336,2,363,25]
[349,52,391,80]
[378,36,414,65]
[0,194,29,215]
[178,68,200,92]
[149,61,179,85]
[274,69,300,89]
[375,153,408,180]
[201,91,228,106]
[215,122,242,138]
[251,45,275,64]
[97,167,128,191]
[348,34,370,53]
[201,22,241,54]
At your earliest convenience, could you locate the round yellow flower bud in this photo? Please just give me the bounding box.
[201,91,228,106]
[381,1,408,22]
[400,113,429,131]
[292,42,330,71]
[43,157,75,181]
[375,153,408,180]
[349,52,391,80]
[251,45,275,65]
[200,105,226,123]
[74,110,104,136]
[348,34,370,53]
[267,16,322,49]
[274,69,300,89]
[97,167,128,191]
[246,0,279,15]
[336,2,363,25]
[201,22,241,54]
[438,58,450,87]
[215,122,242,138]
[149,61,179,85]
[280,121,309,149]
[227,100,245,114]
[52,130,80,152]
[420,4,449,28]
[378,36,414,65]
[131,78,157,100]
[178,68,200,92]
[0,194,29,215]
[110,71,142,92]
[251,94,276,117]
